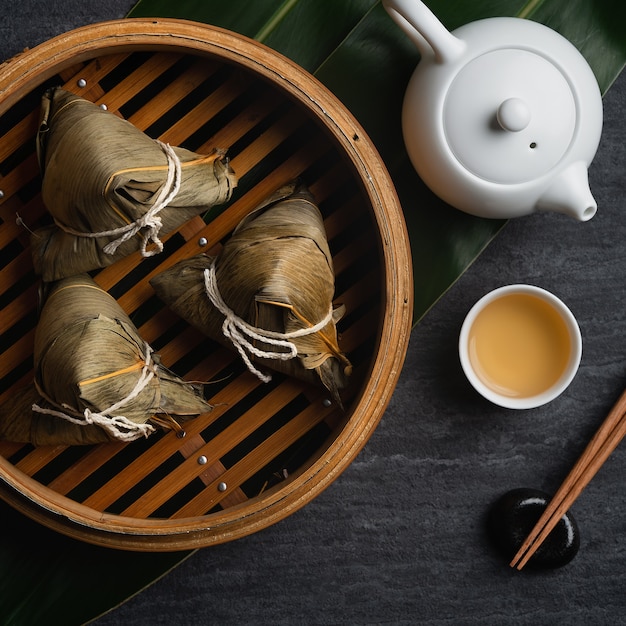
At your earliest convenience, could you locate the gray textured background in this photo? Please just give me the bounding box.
[2,1,626,624]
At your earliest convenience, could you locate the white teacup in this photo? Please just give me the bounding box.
[459,285,582,409]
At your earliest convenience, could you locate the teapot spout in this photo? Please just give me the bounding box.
[536,161,597,221]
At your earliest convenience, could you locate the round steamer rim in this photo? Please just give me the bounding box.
[0,18,413,550]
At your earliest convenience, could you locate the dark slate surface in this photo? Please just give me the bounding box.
[3,2,626,624]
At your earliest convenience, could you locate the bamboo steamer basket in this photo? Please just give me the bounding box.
[0,19,413,550]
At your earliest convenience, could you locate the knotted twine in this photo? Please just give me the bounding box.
[55,140,182,257]
[203,260,333,383]
[31,343,157,442]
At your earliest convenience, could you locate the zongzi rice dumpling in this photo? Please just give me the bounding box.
[31,87,237,281]
[150,181,352,406]
[0,274,211,446]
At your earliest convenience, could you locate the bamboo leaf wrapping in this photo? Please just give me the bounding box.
[0,275,211,445]
[151,182,352,405]
[32,88,237,282]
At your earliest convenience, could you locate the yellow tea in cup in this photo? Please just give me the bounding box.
[469,293,571,396]
[459,285,582,409]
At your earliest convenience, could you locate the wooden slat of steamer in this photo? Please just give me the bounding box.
[176,214,207,242]
[0,372,32,406]
[13,444,69,475]
[0,158,39,214]
[172,397,339,518]
[322,194,365,241]
[0,332,34,383]
[140,320,230,379]
[126,57,221,130]
[337,301,380,362]
[339,307,380,356]
[0,199,25,250]
[150,324,204,368]
[157,70,250,146]
[173,452,248,510]
[45,441,127,494]
[336,270,380,320]
[195,88,279,155]
[81,373,263,510]
[90,52,184,114]
[226,106,308,176]
[0,153,39,201]
[61,53,131,98]
[0,275,36,334]
[0,248,34,294]
[0,441,23,459]
[182,344,237,383]
[310,166,357,221]
[57,62,88,83]
[121,379,307,518]
[0,195,45,251]
[133,306,181,345]
[0,110,38,163]
[333,226,378,276]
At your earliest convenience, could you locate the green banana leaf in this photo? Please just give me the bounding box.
[2,1,625,624]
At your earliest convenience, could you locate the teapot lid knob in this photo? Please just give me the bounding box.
[496,97,531,132]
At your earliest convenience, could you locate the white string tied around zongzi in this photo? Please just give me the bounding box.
[56,140,182,258]
[32,344,157,442]
[203,261,333,383]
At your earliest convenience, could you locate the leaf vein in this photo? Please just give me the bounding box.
[254,0,301,42]
[517,0,545,19]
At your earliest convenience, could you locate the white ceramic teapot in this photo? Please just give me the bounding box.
[383,0,603,220]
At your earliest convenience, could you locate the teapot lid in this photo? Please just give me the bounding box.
[443,48,577,184]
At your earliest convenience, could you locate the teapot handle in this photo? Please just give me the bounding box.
[382,0,465,64]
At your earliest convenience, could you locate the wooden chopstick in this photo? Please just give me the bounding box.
[510,387,626,570]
